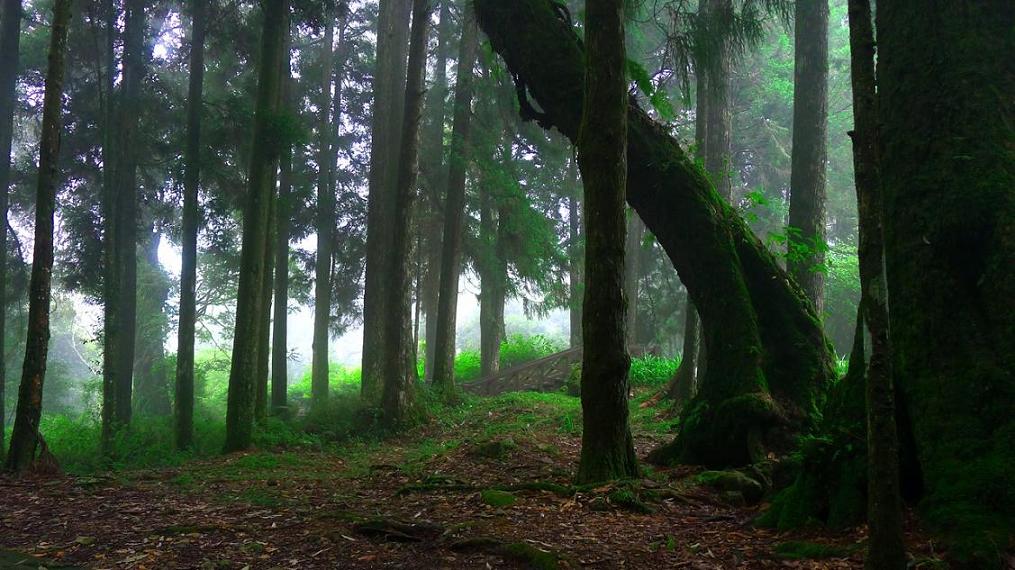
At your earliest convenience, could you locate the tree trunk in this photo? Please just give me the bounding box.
[575,0,638,485]
[382,0,430,425]
[787,0,829,315]
[254,196,276,423]
[623,212,645,346]
[312,12,335,406]
[361,0,412,402]
[478,156,506,377]
[846,1,904,567]
[271,28,293,418]
[474,0,834,468]
[5,0,70,472]
[102,0,145,454]
[566,159,582,349]
[420,0,452,382]
[175,0,205,449]
[134,230,171,416]
[224,0,287,452]
[668,28,708,400]
[431,12,480,396]
[877,1,1013,565]
[0,0,23,461]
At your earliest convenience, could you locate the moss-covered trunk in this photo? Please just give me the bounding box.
[6,0,70,471]
[224,0,287,452]
[877,1,1013,564]
[575,0,639,485]
[475,0,834,468]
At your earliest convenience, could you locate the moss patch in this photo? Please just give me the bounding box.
[480,489,517,508]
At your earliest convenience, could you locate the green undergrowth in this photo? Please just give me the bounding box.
[27,351,676,480]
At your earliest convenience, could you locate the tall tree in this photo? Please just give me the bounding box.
[877,0,1012,564]
[224,0,288,452]
[623,212,645,346]
[431,11,479,395]
[102,0,146,453]
[382,0,431,424]
[419,0,453,381]
[667,48,707,405]
[5,0,71,472]
[360,0,412,401]
[312,9,336,406]
[846,0,904,567]
[566,159,582,348]
[0,0,24,460]
[174,0,206,450]
[787,0,829,313]
[271,22,294,418]
[475,0,834,467]
[574,0,639,484]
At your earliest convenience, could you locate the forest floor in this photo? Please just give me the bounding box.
[0,391,943,569]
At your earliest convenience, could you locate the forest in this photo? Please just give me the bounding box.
[0,0,1011,567]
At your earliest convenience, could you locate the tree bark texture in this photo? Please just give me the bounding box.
[877,1,1013,564]
[174,0,206,449]
[361,0,412,401]
[271,34,293,418]
[431,11,479,396]
[787,0,829,315]
[102,0,145,454]
[224,0,287,452]
[574,0,639,485]
[0,0,23,460]
[846,1,905,567]
[382,0,430,424]
[623,212,645,346]
[6,0,70,472]
[420,0,452,382]
[312,12,335,406]
[474,0,834,468]
[566,159,582,348]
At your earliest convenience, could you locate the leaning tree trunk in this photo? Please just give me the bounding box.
[876,1,1013,565]
[224,0,287,452]
[847,0,904,567]
[474,0,834,468]
[786,0,829,315]
[311,12,335,406]
[0,0,24,460]
[360,0,412,402]
[382,0,430,425]
[431,11,480,397]
[175,0,206,450]
[5,0,70,472]
[667,36,708,403]
[575,0,639,485]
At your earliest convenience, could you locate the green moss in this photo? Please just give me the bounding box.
[500,542,562,570]
[607,488,655,514]
[471,437,517,459]
[480,489,517,508]
[696,470,764,504]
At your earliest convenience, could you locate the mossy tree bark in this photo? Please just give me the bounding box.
[174,0,206,450]
[382,0,431,425]
[6,0,70,472]
[224,0,288,452]
[360,0,412,402]
[431,11,479,396]
[846,1,905,567]
[312,10,336,407]
[877,1,1013,565]
[786,0,829,314]
[0,0,23,461]
[474,0,834,468]
[574,0,639,485]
